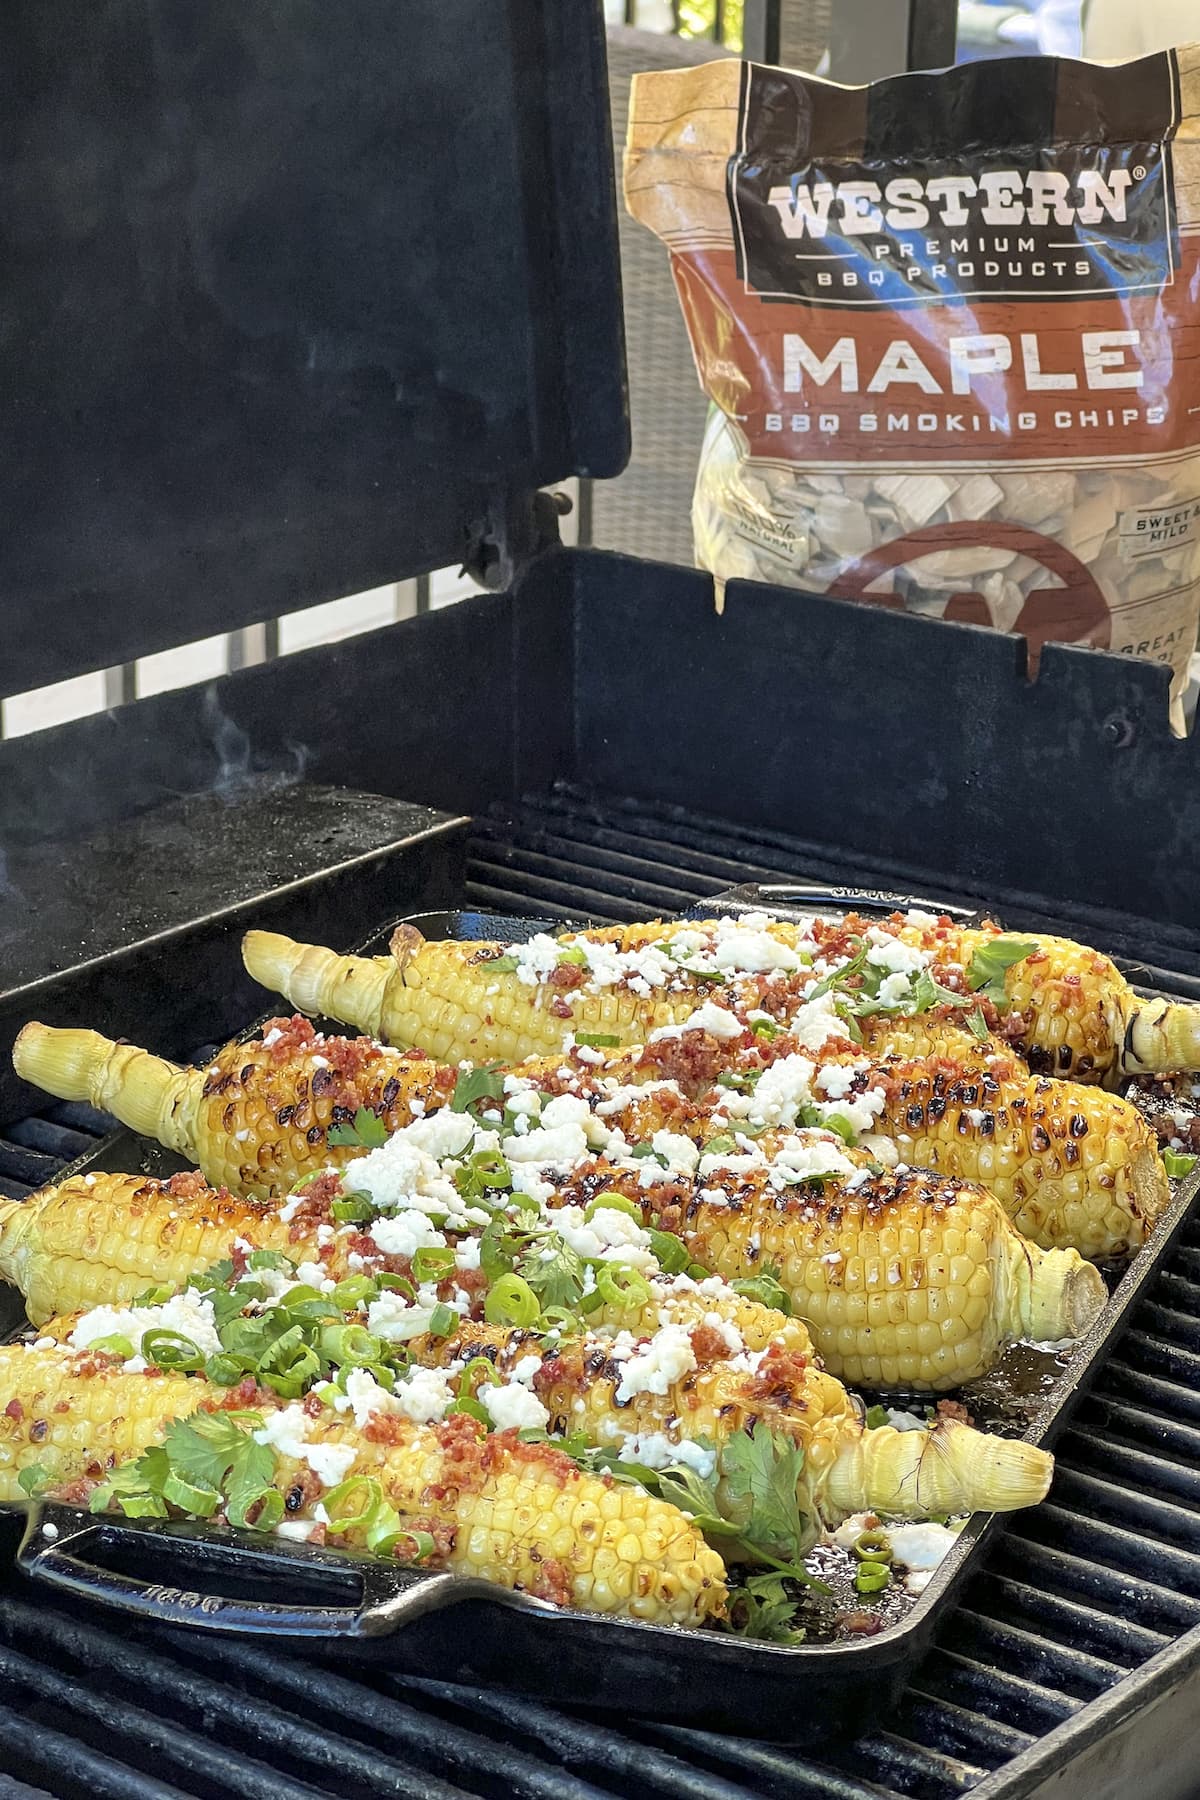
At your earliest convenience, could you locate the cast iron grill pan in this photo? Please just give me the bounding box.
[4,891,1199,1744]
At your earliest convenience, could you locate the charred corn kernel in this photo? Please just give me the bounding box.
[420,1319,1051,1520]
[0,1344,202,1499]
[12,1020,455,1202]
[863,1056,1167,1259]
[579,1166,1106,1392]
[0,1346,726,1626]
[241,916,1200,1086]
[0,1172,303,1325]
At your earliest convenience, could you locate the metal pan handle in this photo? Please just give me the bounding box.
[17,1504,535,1640]
[710,882,992,925]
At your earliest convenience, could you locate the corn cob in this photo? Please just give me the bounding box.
[551,1163,1106,1392]
[12,1018,455,1202]
[416,1319,1053,1520]
[0,1344,202,1497]
[0,1172,303,1325]
[1,1144,1104,1386]
[17,1014,1163,1261]
[0,1346,726,1625]
[242,916,1200,1085]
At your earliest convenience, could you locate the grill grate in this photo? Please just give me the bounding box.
[4,787,1200,1798]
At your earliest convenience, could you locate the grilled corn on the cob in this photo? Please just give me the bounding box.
[242,913,1200,1084]
[0,1346,727,1624]
[547,1161,1105,1391]
[415,1319,1053,1520]
[16,1019,1166,1260]
[0,1139,1105,1388]
[12,1016,454,1201]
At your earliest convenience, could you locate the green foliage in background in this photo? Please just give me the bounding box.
[676,0,743,50]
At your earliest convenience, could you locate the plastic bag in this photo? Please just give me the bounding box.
[625,49,1200,719]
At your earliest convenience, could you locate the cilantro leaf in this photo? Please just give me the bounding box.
[518,1234,585,1311]
[965,938,1038,1004]
[327,1107,388,1149]
[728,1572,808,1645]
[731,1265,792,1315]
[719,1425,812,1566]
[450,1063,506,1115]
[17,1463,52,1498]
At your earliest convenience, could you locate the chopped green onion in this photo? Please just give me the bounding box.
[821,1113,858,1147]
[687,1263,711,1281]
[853,1530,892,1564]
[139,1329,205,1373]
[854,1559,892,1594]
[575,1031,621,1048]
[584,1191,642,1224]
[395,1528,437,1564]
[484,953,519,973]
[864,1404,890,1430]
[229,1487,285,1532]
[110,1490,170,1520]
[484,1274,541,1329]
[332,1274,380,1312]
[456,1355,504,1396]
[161,1473,222,1517]
[750,1018,780,1040]
[323,1475,378,1532]
[558,946,589,966]
[320,1323,386,1368]
[129,1284,176,1308]
[595,1264,651,1309]
[701,1133,738,1156]
[448,1396,492,1427]
[376,1272,417,1298]
[411,1246,456,1284]
[204,1351,254,1387]
[426,1302,459,1337]
[331,1194,375,1225]
[1164,1148,1198,1179]
[88,1335,136,1361]
[647,1229,690,1274]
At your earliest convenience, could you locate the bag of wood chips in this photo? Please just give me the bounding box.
[624,48,1200,722]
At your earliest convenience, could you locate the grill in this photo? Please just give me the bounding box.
[3,790,1200,1800]
[6,2,1200,1793]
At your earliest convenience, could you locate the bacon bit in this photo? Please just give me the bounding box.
[302,1392,325,1418]
[202,1377,272,1412]
[4,1399,22,1422]
[260,1014,319,1063]
[744,1344,809,1403]
[935,1398,973,1426]
[689,1323,733,1366]
[639,1032,742,1096]
[549,997,574,1019]
[527,1556,573,1607]
[547,963,586,993]
[165,1170,211,1200]
[308,1523,329,1548]
[55,1476,94,1505]
[838,1609,884,1636]
[321,1035,377,1078]
[394,1516,455,1562]
[229,1239,250,1279]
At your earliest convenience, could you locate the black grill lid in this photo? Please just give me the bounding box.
[0,0,628,700]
